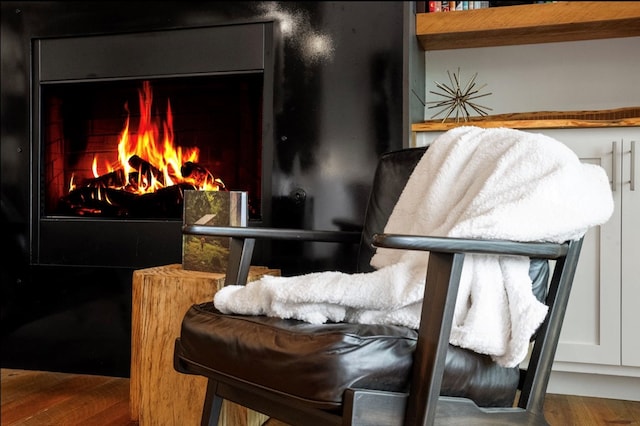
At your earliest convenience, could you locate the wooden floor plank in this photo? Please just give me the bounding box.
[1,369,136,426]
[544,393,640,425]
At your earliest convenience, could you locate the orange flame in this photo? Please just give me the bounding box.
[80,80,223,194]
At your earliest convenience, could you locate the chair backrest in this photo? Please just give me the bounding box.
[357,147,427,273]
[357,146,550,300]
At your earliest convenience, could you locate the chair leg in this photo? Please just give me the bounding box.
[343,388,406,426]
[202,379,223,426]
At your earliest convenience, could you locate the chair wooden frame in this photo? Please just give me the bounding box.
[175,223,582,426]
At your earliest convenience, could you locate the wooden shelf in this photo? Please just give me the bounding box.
[416,2,640,51]
[412,107,640,132]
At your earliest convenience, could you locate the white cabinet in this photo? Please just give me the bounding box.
[414,127,640,400]
[525,128,640,401]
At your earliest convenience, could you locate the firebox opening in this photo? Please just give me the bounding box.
[42,75,263,221]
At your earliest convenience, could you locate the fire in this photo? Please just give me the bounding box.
[80,80,224,195]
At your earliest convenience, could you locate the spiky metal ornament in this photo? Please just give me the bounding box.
[427,68,492,123]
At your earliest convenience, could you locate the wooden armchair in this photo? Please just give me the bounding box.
[174,146,584,425]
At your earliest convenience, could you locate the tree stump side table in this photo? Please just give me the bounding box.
[130,264,280,426]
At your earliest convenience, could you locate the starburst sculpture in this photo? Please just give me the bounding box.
[427,68,492,123]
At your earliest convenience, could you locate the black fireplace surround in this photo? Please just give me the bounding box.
[34,22,273,268]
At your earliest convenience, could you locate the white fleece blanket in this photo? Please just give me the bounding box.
[214,126,614,367]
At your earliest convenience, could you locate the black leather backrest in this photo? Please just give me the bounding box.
[356,146,549,303]
[357,147,427,273]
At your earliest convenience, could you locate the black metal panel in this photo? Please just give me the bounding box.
[37,23,266,82]
[38,219,182,268]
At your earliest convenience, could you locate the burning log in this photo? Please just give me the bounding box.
[128,154,165,187]
[58,151,225,217]
[58,183,197,218]
[181,161,209,179]
[181,161,226,190]
[80,169,127,189]
[57,186,138,217]
[129,182,197,218]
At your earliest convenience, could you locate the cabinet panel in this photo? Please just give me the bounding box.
[622,136,640,367]
[539,128,640,371]
[542,129,622,366]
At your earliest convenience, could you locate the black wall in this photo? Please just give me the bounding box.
[1,1,420,376]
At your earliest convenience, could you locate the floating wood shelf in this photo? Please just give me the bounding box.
[412,107,640,132]
[416,2,640,51]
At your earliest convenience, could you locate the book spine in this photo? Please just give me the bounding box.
[427,0,491,12]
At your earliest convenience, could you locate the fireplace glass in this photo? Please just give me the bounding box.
[42,75,263,221]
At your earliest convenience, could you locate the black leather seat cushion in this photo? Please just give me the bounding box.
[176,302,520,410]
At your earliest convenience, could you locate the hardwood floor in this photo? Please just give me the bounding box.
[2,368,639,426]
[1,369,135,426]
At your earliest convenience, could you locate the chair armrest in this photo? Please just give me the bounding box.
[182,225,362,285]
[372,233,569,259]
[183,225,362,243]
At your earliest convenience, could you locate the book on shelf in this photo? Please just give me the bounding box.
[182,190,248,273]
[421,1,555,12]
[425,0,491,12]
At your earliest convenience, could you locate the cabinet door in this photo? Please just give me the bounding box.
[538,129,622,366]
[416,128,634,367]
[622,136,640,367]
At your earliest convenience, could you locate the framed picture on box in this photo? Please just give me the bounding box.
[182,190,247,272]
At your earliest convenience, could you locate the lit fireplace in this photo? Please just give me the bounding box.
[51,80,227,219]
[33,22,275,268]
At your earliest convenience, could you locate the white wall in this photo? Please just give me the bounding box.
[421,37,640,119]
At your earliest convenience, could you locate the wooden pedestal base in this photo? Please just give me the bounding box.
[130,264,279,426]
